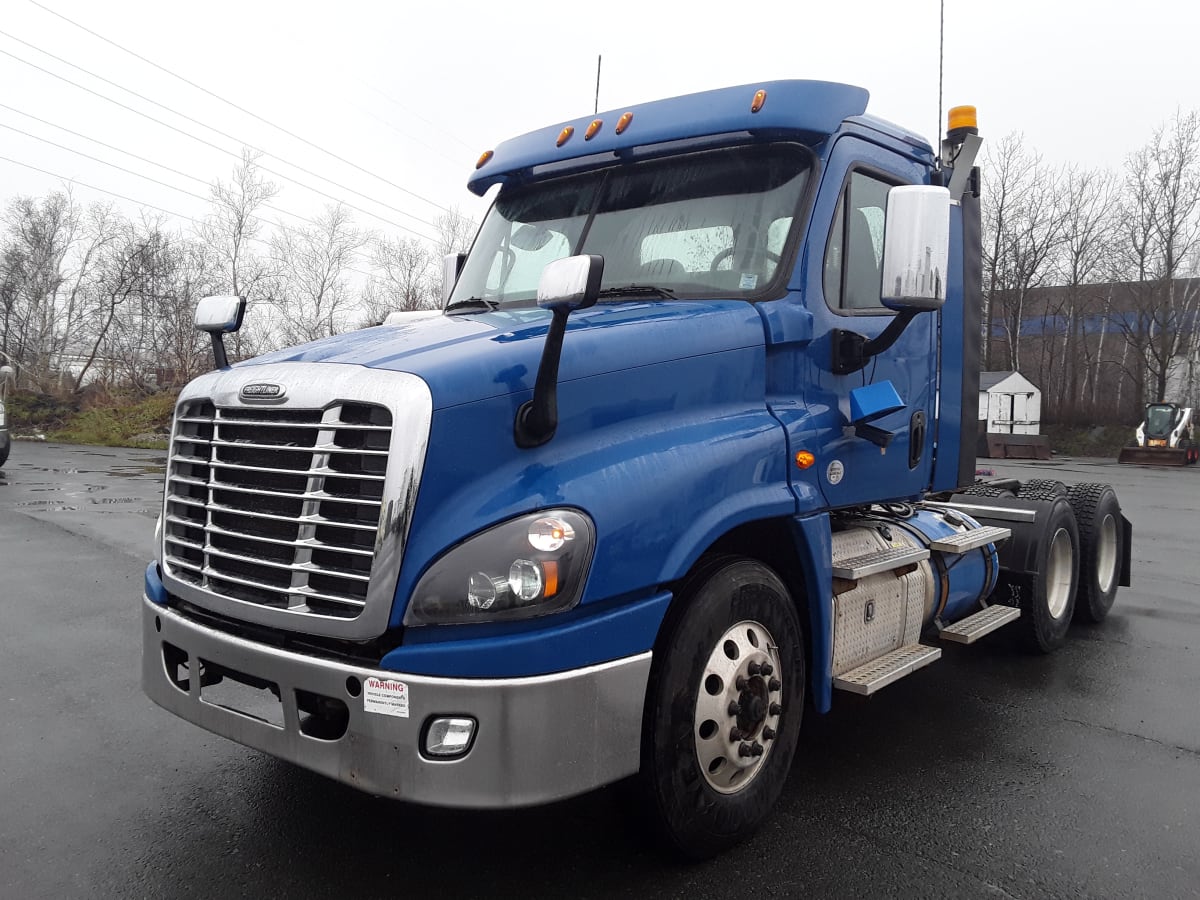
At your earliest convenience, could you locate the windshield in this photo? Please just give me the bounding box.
[1145,404,1178,437]
[449,143,811,308]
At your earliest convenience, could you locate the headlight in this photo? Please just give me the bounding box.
[404,509,595,625]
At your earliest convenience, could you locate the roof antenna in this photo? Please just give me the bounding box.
[595,55,602,115]
[935,0,944,169]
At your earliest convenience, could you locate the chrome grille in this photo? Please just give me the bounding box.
[164,400,393,620]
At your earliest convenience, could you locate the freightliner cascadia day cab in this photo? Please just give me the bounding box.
[143,81,1132,857]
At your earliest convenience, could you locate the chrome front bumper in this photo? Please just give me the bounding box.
[142,597,651,807]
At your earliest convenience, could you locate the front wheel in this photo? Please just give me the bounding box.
[639,557,804,859]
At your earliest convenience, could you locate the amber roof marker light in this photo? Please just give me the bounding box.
[750,89,767,113]
[584,119,603,141]
[556,126,575,147]
[615,112,634,135]
[475,150,494,170]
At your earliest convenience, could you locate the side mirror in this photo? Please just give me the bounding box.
[441,253,466,305]
[537,254,604,313]
[880,185,950,312]
[194,295,246,334]
[195,295,245,369]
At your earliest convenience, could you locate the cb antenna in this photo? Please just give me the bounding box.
[595,55,602,114]
[936,0,944,168]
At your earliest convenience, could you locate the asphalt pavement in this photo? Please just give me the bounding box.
[1,442,1198,899]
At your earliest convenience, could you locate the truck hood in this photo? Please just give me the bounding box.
[244,301,767,409]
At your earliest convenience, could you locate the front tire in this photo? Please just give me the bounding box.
[639,557,804,859]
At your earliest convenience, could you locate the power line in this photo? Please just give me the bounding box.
[0,114,408,254]
[0,153,381,281]
[0,32,442,236]
[0,100,210,188]
[0,45,436,242]
[26,0,455,214]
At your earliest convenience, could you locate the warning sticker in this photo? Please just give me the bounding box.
[739,273,759,290]
[363,677,410,718]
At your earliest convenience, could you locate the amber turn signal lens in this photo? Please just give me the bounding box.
[542,560,559,598]
[584,119,603,140]
[475,150,494,169]
[615,111,633,134]
[556,126,574,147]
[795,451,815,469]
[751,89,767,113]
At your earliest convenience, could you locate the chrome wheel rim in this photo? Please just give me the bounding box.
[1097,514,1118,593]
[1046,527,1074,619]
[694,619,783,794]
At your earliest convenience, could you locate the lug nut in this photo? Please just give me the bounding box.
[770,703,783,716]
[768,678,782,692]
[735,676,748,691]
[738,742,754,758]
[747,661,762,676]
[751,741,764,757]
[730,727,744,742]
[727,701,742,717]
[760,662,774,676]
[762,726,776,741]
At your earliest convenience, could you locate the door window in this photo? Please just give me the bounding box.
[823,171,893,312]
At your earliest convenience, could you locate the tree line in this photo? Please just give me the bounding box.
[0,150,475,395]
[5,116,1200,429]
[983,112,1200,425]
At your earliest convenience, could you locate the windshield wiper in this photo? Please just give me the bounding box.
[445,297,500,314]
[596,285,676,300]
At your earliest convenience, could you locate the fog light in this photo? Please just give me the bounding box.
[425,717,476,758]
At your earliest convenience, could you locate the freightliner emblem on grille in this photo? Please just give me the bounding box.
[240,382,286,401]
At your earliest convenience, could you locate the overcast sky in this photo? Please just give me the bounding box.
[1,0,1197,246]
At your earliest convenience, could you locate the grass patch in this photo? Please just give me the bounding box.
[1042,424,1131,459]
[41,391,176,449]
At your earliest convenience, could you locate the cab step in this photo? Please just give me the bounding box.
[929,525,1011,554]
[832,644,941,695]
[938,604,1020,644]
[831,545,930,580]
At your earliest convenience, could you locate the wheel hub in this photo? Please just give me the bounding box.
[694,619,784,794]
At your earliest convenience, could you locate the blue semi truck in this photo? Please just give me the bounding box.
[142,80,1131,857]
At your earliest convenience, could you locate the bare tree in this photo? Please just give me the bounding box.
[981,134,1066,371]
[1110,112,1200,411]
[270,204,366,344]
[199,149,279,358]
[363,235,437,322]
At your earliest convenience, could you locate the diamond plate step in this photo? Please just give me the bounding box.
[831,546,930,580]
[832,644,942,695]
[929,525,1012,554]
[939,604,1021,644]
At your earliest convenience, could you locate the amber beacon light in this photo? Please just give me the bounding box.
[946,105,978,144]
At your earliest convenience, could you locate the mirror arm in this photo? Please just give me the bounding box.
[210,333,231,370]
[831,310,918,376]
[514,308,570,448]
[862,309,918,357]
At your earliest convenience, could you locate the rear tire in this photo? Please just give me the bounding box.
[639,556,804,859]
[1017,479,1068,500]
[1066,483,1123,623]
[1017,496,1080,653]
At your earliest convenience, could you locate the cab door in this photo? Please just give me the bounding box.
[797,135,938,508]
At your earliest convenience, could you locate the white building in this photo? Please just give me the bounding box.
[979,371,1041,435]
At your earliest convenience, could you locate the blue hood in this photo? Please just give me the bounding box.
[245,301,767,409]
